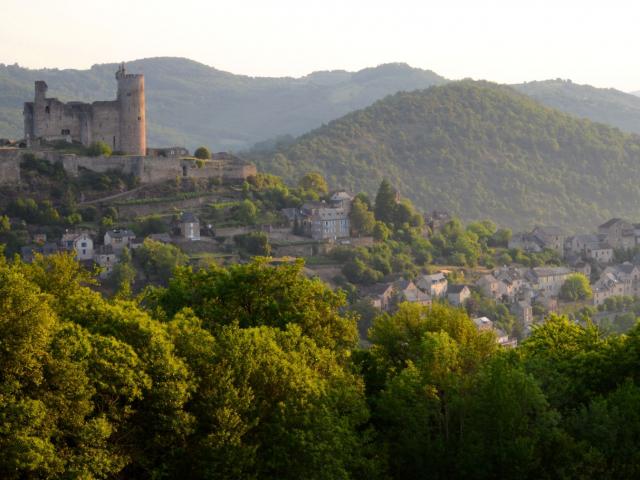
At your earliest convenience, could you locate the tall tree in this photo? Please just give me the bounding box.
[374,179,398,226]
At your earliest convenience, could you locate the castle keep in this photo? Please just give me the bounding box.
[23,64,146,155]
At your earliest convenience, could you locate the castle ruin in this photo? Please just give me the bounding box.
[23,63,146,155]
[0,64,257,185]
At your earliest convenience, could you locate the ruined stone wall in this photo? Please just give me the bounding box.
[33,98,85,142]
[27,151,255,186]
[91,101,120,149]
[0,149,22,184]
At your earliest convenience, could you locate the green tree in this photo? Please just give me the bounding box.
[560,273,593,301]
[374,179,398,225]
[136,239,188,282]
[194,146,212,159]
[148,258,358,351]
[235,199,258,225]
[350,197,376,236]
[373,221,391,242]
[86,141,112,157]
[298,172,329,196]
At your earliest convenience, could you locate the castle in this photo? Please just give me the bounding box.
[23,64,146,155]
[0,64,256,185]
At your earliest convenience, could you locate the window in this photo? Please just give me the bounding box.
[138,116,141,121]
[61,129,70,135]
[45,106,50,114]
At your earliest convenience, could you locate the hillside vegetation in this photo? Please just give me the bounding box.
[250,81,640,230]
[0,58,445,150]
[514,79,640,134]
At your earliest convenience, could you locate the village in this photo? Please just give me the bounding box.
[13,170,640,347]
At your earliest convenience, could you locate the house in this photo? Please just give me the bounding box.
[565,234,613,264]
[104,229,136,253]
[473,316,494,332]
[425,211,451,234]
[32,232,46,244]
[510,300,533,326]
[20,242,59,262]
[60,232,94,260]
[93,245,118,278]
[601,263,640,297]
[180,212,200,240]
[391,279,431,307]
[531,226,565,256]
[448,285,471,306]
[472,317,517,347]
[529,267,572,296]
[361,283,395,311]
[476,274,504,300]
[598,218,635,250]
[297,202,350,241]
[584,242,614,264]
[508,232,544,253]
[509,226,565,255]
[592,272,626,306]
[329,191,354,212]
[399,287,432,307]
[147,233,172,243]
[416,272,448,298]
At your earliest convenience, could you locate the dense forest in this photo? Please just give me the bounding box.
[0,58,445,150]
[250,80,640,230]
[3,252,640,479]
[513,79,640,135]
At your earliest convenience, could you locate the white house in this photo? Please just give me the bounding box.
[180,212,200,240]
[61,231,93,260]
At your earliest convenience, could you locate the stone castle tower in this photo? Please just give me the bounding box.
[23,63,146,155]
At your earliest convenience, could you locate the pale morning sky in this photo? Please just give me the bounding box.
[1,0,639,91]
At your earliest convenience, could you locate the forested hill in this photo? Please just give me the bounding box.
[0,57,446,150]
[249,81,640,230]
[514,79,640,134]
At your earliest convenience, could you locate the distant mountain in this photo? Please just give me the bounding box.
[513,80,640,134]
[0,57,446,150]
[249,81,640,230]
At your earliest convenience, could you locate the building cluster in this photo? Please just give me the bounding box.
[362,273,470,311]
[20,212,201,277]
[510,218,640,306]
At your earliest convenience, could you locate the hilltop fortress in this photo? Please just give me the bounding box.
[24,64,146,155]
[0,64,255,184]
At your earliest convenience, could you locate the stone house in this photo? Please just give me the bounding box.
[476,274,504,301]
[20,242,59,262]
[362,283,395,311]
[593,272,626,306]
[61,232,94,260]
[598,218,635,250]
[510,226,565,255]
[510,300,533,326]
[448,285,471,306]
[298,202,350,241]
[529,267,572,296]
[93,245,118,279]
[104,229,136,253]
[416,272,448,298]
[329,191,354,212]
[531,226,565,255]
[425,211,452,234]
[180,212,200,240]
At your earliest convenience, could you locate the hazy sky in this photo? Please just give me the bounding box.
[2,0,639,91]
